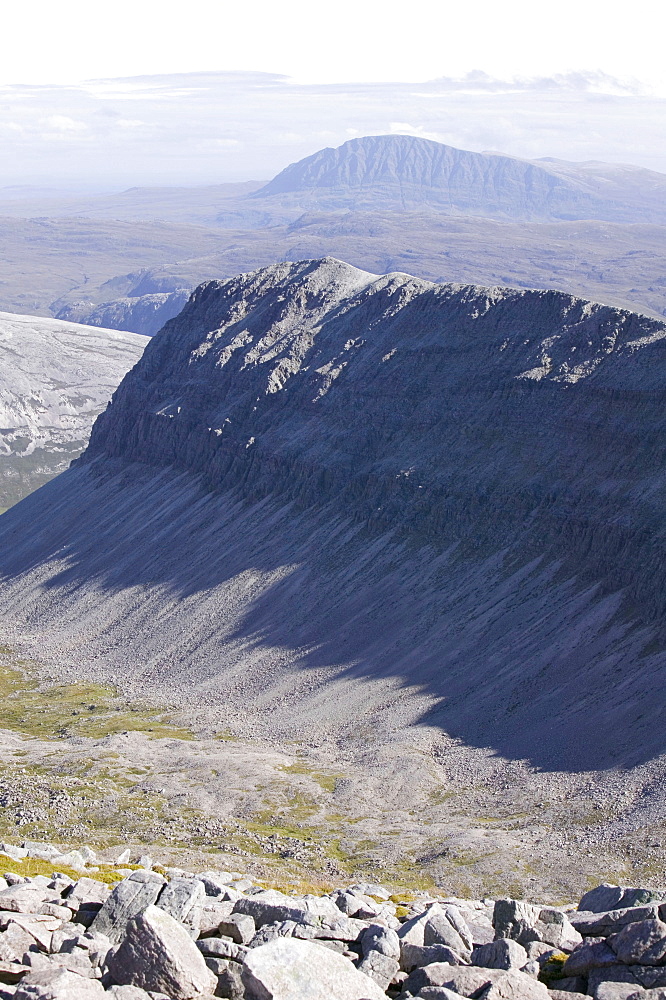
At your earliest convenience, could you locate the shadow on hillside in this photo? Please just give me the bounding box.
[0,458,664,774]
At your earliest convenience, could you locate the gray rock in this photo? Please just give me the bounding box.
[241,937,386,999]
[357,950,399,990]
[156,880,204,923]
[90,873,165,945]
[0,924,39,963]
[214,960,245,1000]
[196,938,247,963]
[360,924,400,960]
[481,970,551,999]
[402,962,508,996]
[609,920,666,965]
[536,910,583,952]
[493,900,541,946]
[596,985,645,1000]
[215,913,255,946]
[629,992,666,1000]
[401,942,467,971]
[580,888,666,914]
[471,938,528,970]
[106,905,216,1000]
[588,967,642,996]
[413,990,469,1000]
[233,891,311,928]
[565,940,619,976]
[0,887,52,914]
[548,992,589,1000]
[572,908,661,938]
[14,968,104,1000]
[548,977,587,994]
[194,902,235,937]
[106,988,153,1000]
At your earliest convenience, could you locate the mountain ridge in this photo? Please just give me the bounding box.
[1,258,666,774]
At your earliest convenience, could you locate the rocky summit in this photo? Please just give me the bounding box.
[0,840,662,1000]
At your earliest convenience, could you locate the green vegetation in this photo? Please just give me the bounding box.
[0,653,192,742]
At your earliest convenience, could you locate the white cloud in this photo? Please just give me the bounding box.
[43,115,87,132]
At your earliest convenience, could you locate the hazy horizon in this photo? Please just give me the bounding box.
[1,69,665,191]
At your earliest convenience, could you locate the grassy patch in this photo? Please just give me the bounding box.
[0,657,192,742]
[280,762,342,794]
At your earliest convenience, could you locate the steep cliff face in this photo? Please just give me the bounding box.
[1,258,666,769]
[252,135,666,223]
[0,312,146,507]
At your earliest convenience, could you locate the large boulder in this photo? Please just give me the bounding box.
[90,873,165,945]
[106,905,216,1000]
[241,937,386,999]
[402,962,548,998]
[14,968,105,1000]
[471,938,528,970]
[572,906,661,937]
[609,920,666,966]
[579,887,666,914]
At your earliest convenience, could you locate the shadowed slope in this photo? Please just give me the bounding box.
[1,258,666,770]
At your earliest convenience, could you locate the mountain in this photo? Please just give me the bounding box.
[0,312,146,508]
[1,258,666,776]
[250,134,666,224]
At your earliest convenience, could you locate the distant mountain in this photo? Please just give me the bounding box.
[250,134,666,225]
[2,258,666,774]
[0,312,145,508]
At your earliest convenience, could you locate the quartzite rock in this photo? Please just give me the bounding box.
[580,888,666,914]
[91,874,165,945]
[241,938,387,1000]
[14,968,105,1000]
[471,938,528,970]
[609,921,666,966]
[106,905,215,1000]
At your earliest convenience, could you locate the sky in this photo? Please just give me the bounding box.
[3,0,666,94]
[1,0,664,189]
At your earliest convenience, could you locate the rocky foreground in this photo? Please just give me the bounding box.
[0,842,662,1000]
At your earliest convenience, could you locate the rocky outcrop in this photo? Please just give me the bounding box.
[55,290,189,338]
[1,258,666,770]
[0,312,145,508]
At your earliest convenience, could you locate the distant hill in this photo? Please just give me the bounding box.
[250,134,666,224]
[0,312,145,508]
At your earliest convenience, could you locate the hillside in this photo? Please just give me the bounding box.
[1,258,666,776]
[0,312,146,507]
[251,135,666,224]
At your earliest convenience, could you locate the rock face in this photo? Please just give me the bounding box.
[252,135,666,224]
[0,312,145,508]
[1,258,666,769]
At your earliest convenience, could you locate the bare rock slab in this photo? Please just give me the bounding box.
[107,904,216,1000]
[14,969,104,1000]
[90,874,165,946]
[241,937,387,1000]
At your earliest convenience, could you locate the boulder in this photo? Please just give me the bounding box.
[216,912,255,946]
[155,880,203,924]
[564,940,618,976]
[399,904,471,960]
[493,900,542,945]
[357,950,399,990]
[596,986,647,1000]
[196,937,247,963]
[106,905,216,1000]
[193,901,235,937]
[481,970,551,1000]
[105,988,153,1000]
[360,925,400,960]
[572,908,661,938]
[471,938,528,970]
[0,923,39,963]
[90,873,165,945]
[241,938,386,999]
[536,910,583,952]
[609,921,666,965]
[401,943,467,971]
[14,969,104,1000]
[0,887,52,914]
[579,888,666,914]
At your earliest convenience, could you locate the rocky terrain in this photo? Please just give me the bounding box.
[0,839,661,1000]
[2,258,666,896]
[0,313,145,508]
